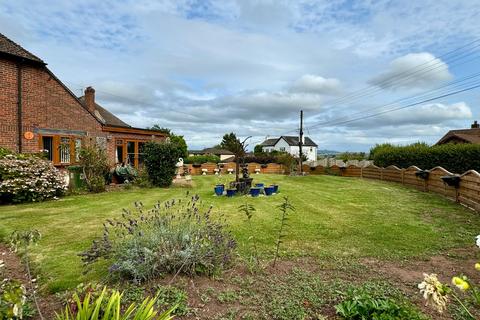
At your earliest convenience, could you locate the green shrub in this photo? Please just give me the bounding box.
[183,155,221,164]
[335,286,428,320]
[0,154,66,203]
[372,142,480,173]
[55,287,175,320]
[78,145,110,193]
[0,278,27,319]
[80,194,237,282]
[143,142,182,187]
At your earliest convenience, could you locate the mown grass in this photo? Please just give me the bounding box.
[0,174,478,292]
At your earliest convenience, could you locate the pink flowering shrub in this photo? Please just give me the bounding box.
[0,154,66,203]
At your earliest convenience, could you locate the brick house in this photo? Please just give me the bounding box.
[0,33,166,168]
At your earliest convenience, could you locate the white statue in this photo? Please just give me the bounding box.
[175,158,184,179]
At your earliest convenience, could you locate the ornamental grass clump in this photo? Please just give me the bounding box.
[0,154,66,203]
[80,193,237,282]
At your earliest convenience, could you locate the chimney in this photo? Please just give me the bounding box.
[472,120,479,129]
[84,86,96,113]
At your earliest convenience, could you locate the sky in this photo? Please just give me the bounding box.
[1,0,480,152]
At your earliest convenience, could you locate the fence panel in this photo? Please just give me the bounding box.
[362,165,382,180]
[459,170,480,211]
[427,167,457,200]
[383,166,403,183]
[343,165,362,177]
[402,166,424,190]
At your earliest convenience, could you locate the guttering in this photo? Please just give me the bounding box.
[101,125,168,136]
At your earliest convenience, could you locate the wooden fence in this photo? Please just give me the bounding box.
[306,163,480,212]
[184,162,480,212]
[185,162,285,175]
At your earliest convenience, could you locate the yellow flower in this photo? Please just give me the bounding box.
[452,276,470,291]
[475,263,480,271]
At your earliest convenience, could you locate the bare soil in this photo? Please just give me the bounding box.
[2,244,478,319]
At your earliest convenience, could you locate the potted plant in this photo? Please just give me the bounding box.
[264,186,275,196]
[249,187,261,197]
[214,184,225,196]
[415,170,430,180]
[441,175,461,188]
[226,188,237,197]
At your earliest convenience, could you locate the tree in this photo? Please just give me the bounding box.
[149,125,188,158]
[148,125,171,135]
[220,132,250,182]
[170,134,188,158]
[254,145,264,155]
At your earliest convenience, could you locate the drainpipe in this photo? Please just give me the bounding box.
[17,62,23,153]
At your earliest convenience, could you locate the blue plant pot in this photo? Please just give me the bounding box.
[271,184,279,193]
[250,187,261,197]
[255,183,264,188]
[214,185,224,196]
[226,189,237,197]
[264,186,275,196]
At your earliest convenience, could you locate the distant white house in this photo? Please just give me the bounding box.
[259,136,318,162]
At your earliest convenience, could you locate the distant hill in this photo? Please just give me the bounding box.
[317,149,341,156]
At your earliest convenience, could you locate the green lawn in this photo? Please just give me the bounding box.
[0,175,478,292]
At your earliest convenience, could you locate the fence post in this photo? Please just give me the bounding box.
[401,169,405,185]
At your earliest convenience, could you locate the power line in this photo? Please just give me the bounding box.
[307,70,480,129]
[308,81,480,130]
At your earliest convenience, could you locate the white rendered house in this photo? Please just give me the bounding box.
[259,136,318,162]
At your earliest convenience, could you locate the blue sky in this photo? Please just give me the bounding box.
[1,0,480,151]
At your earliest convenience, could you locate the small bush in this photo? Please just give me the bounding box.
[0,278,27,319]
[78,145,110,193]
[143,142,182,187]
[80,194,237,282]
[0,154,66,203]
[183,155,221,164]
[335,286,428,320]
[372,142,480,173]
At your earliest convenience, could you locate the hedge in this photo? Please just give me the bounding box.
[372,143,480,174]
[143,142,182,187]
[183,155,220,164]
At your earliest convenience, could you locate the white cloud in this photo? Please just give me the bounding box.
[1,0,479,151]
[289,75,341,94]
[369,53,452,90]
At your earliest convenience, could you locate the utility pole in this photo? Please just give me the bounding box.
[299,110,304,175]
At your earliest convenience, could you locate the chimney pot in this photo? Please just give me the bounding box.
[472,120,479,129]
[84,86,96,113]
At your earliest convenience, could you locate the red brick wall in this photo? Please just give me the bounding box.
[0,60,20,151]
[0,59,105,154]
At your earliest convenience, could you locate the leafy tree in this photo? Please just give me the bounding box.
[149,125,188,158]
[148,125,171,135]
[170,134,188,158]
[254,145,264,155]
[220,133,250,182]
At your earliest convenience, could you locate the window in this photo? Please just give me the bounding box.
[42,136,53,161]
[280,147,286,152]
[39,135,82,165]
[116,140,124,164]
[116,139,149,168]
[59,137,71,163]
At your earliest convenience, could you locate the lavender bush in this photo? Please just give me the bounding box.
[0,154,66,203]
[80,193,237,282]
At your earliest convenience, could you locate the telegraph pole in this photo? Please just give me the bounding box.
[299,110,304,175]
